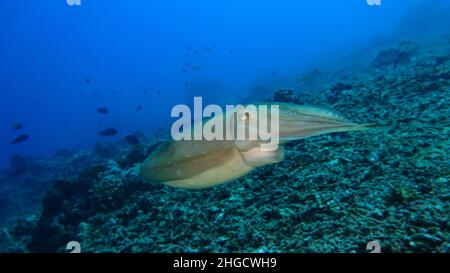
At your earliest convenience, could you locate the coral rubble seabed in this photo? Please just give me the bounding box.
[0,37,449,253]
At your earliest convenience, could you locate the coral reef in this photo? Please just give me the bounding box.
[272,89,300,104]
[372,40,418,68]
[0,36,449,253]
[0,142,135,231]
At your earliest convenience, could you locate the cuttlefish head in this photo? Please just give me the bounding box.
[230,102,374,167]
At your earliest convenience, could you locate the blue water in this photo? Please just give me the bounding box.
[0,0,447,168]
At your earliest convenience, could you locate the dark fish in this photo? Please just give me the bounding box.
[11,134,29,144]
[96,107,109,114]
[136,105,143,111]
[99,128,118,136]
[11,123,23,130]
[124,134,140,145]
[85,77,91,84]
[182,69,187,73]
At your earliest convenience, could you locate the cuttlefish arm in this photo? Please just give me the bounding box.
[274,103,375,141]
[140,103,374,189]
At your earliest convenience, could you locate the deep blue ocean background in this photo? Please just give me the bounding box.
[2,0,448,168]
[1,0,450,254]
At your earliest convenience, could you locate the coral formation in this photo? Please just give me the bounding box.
[0,36,448,253]
[372,40,418,68]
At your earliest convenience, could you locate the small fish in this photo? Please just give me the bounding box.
[11,134,29,144]
[96,107,109,114]
[85,77,91,84]
[182,69,187,73]
[11,123,23,130]
[124,134,140,145]
[99,128,118,136]
[136,105,143,111]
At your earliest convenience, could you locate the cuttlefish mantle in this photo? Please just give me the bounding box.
[140,103,374,189]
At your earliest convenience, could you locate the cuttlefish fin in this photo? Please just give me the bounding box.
[140,139,237,183]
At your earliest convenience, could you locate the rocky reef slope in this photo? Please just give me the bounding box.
[1,36,448,253]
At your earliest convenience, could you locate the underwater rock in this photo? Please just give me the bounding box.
[9,154,28,176]
[124,134,140,146]
[0,195,11,213]
[117,143,160,169]
[94,142,119,158]
[373,40,418,68]
[297,68,325,84]
[273,89,299,103]
[373,48,407,67]
[78,163,107,181]
[13,217,36,238]
[434,55,449,66]
[9,154,44,176]
[52,149,77,159]
[331,82,353,93]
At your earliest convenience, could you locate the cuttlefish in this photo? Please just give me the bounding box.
[141,103,373,189]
